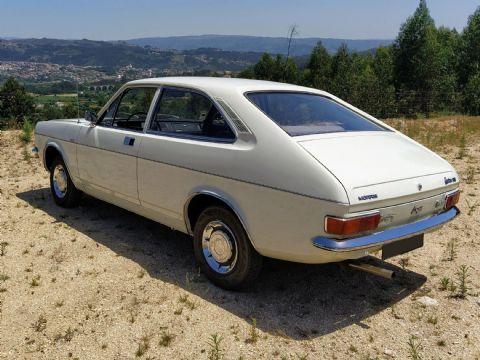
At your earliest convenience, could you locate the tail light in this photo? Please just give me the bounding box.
[445,191,460,210]
[325,212,381,237]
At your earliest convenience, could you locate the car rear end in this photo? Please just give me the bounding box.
[246,90,460,261]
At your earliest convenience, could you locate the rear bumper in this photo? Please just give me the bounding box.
[312,207,459,252]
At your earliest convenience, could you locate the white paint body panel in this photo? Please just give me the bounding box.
[34,77,460,264]
[76,124,141,204]
[298,132,457,205]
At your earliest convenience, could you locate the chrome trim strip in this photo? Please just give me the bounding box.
[312,207,460,252]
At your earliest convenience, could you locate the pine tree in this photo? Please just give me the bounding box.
[393,0,440,117]
[306,41,332,90]
[330,44,355,102]
[459,7,480,87]
[373,47,397,118]
[253,53,276,80]
[459,7,480,114]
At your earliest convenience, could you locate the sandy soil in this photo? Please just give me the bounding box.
[0,128,479,360]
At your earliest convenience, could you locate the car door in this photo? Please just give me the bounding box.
[76,86,157,205]
[137,86,237,228]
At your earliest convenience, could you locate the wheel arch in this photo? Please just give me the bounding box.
[43,141,75,180]
[184,190,256,248]
[44,143,64,170]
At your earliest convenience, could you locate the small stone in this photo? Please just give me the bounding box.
[476,298,480,307]
[417,296,438,307]
[384,348,396,357]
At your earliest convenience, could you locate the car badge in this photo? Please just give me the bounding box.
[411,204,423,215]
[444,176,457,185]
[358,194,378,201]
[417,183,423,191]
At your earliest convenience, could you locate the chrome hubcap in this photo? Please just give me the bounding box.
[53,164,68,198]
[202,221,237,274]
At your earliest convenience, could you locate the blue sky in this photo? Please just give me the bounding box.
[0,0,478,40]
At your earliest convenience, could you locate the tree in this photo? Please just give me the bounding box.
[278,55,298,84]
[434,27,461,112]
[38,103,64,121]
[306,42,331,90]
[459,7,480,113]
[237,66,255,79]
[330,44,355,102]
[459,7,480,87]
[249,53,298,83]
[372,47,397,118]
[464,73,480,115]
[63,102,79,119]
[253,53,276,80]
[0,77,34,126]
[393,0,441,117]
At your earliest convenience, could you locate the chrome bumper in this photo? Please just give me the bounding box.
[312,207,460,252]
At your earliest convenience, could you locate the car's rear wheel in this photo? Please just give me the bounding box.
[49,156,82,208]
[193,206,263,290]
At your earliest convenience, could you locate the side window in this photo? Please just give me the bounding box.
[150,88,235,140]
[98,87,156,131]
[98,96,120,127]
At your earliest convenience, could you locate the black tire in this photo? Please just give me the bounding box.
[49,156,82,208]
[193,206,263,290]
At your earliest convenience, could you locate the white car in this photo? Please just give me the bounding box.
[34,77,460,289]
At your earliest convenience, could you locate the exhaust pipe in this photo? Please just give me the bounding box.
[348,262,395,279]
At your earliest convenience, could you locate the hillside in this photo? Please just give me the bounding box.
[0,38,263,73]
[126,34,393,55]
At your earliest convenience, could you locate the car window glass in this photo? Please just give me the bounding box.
[150,88,235,140]
[106,87,155,131]
[247,92,386,136]
[97,96,120,127]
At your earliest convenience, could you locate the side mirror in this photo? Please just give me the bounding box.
[85,110,98,125]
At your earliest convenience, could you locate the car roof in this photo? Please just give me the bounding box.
[126,77,328,97]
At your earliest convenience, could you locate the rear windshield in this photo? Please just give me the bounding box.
[246,91,386,136]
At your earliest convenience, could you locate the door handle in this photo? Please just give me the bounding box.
[123,136,135,146]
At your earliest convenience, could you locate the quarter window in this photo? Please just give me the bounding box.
[150,88,235,140]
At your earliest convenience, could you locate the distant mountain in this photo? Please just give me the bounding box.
[126,35,393,55]
[0,38,263,72]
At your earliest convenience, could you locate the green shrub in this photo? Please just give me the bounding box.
[20,118,34,143]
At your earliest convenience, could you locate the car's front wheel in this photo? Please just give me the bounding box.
[193,206,263,290]
[49,156,82,208]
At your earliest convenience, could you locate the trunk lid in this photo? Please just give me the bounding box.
[298,132,458,207]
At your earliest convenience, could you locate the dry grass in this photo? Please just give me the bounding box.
[385,115,480,152]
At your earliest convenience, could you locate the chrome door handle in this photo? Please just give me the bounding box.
[123,136,135,146]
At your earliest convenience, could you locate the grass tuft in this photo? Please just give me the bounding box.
[159,331,175,347]
[32,314,47,332]
[0,242,8,256]
[445,239,457,261]
[407,335,422,360]
[452,265,471,299]
[207,333,224,360]
[245,317,259,344]
[135,335,150,357]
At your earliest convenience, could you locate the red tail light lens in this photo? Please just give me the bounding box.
[445,191,460,210]
[325,213,381,236]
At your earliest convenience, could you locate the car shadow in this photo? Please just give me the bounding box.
[17,188,426,340]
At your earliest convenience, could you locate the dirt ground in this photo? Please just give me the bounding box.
[0,126,479,360]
